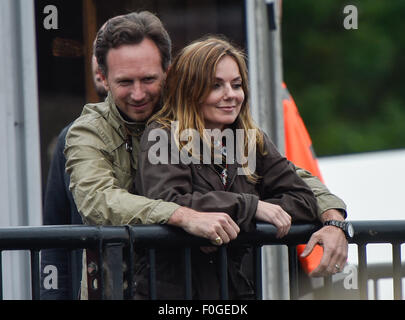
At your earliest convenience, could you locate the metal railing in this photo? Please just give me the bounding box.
[350,220,405,300]
[0,221,404,300]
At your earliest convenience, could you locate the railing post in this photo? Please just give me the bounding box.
[288,246,299,300]
[0,250,2,300]
[124,227,135,300]
[254,246,263,300]
[373,279,379,299]
[86,246,102,300]
[358,244,368,300]
[392,243,403,300]
[69,249,82,300]
[219,246,229,300]
[30,249,40,300]
[184,247,192,300]
[148,249,157,300]
[323,276,333,300]
[103,243,124,300]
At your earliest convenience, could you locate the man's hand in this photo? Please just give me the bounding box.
[168,206,240,245]
[255,200,292,238]
[300,209,348,277]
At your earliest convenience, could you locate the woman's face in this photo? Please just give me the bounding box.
[201,55,245,130]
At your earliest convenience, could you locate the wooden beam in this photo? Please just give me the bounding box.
[82,0,100,103]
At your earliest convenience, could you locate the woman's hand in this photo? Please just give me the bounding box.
[169,207,240,244]
[255,200,292,238]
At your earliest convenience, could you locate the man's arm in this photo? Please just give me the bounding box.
[64,119,180,226]
[294,165,348,276]
[294,165,347,219]
[300,208,348,276]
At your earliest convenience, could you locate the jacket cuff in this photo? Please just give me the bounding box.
[239,193,259,232]
[146,201,181,224]
[317,195,347,219]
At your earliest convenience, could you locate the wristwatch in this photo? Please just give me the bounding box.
[323,220,354,240]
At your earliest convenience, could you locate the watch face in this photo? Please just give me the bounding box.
[347,223,354,238]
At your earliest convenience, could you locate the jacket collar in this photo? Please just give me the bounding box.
[107,92,146,137]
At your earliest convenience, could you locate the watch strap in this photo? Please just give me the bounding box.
[324,220,352,239]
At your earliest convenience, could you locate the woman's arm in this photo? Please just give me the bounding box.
[257,133,318,223]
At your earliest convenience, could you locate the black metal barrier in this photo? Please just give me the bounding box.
[0,221,404,300]
[351,220,405,300]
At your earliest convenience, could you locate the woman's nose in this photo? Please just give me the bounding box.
[223,83,237,99]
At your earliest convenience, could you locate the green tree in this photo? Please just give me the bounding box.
[282,0,405,156]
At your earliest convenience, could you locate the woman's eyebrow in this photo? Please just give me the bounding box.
[214,76,242,81]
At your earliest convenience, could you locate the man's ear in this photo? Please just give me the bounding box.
[100,71,109,91]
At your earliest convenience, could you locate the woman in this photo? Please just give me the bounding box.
[135,36,318,299]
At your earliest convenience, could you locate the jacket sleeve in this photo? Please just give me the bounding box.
[41,126,73,300]
[64,119,180,226]
[135,125,258,232]
[292,164,347,219]
[257,133,318,223]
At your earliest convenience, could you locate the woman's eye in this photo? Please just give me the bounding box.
[213,83,221,89]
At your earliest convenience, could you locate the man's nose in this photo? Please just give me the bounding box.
[130,82,146,101]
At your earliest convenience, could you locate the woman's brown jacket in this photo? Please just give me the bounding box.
[134,122,319,299]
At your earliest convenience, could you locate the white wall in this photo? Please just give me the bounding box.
[319,149,405,222]
[319,149,405,299]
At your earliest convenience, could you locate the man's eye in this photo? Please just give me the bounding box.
[119,80,132,86]
[143,77,156,83]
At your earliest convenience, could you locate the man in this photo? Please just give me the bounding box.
[40,55,107,300]
[65,11,348,299]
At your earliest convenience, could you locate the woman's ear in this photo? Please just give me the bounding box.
[164,65,171,80]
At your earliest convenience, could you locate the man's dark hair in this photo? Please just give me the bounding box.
[95,11,172,76]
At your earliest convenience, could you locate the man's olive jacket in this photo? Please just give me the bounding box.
[65,93,180,226]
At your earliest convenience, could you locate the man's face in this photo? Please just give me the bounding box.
[102,38,166,122]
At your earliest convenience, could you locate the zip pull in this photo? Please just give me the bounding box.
[125,135,133,153]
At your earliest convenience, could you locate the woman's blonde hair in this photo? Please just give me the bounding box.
[150,35,265,182]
